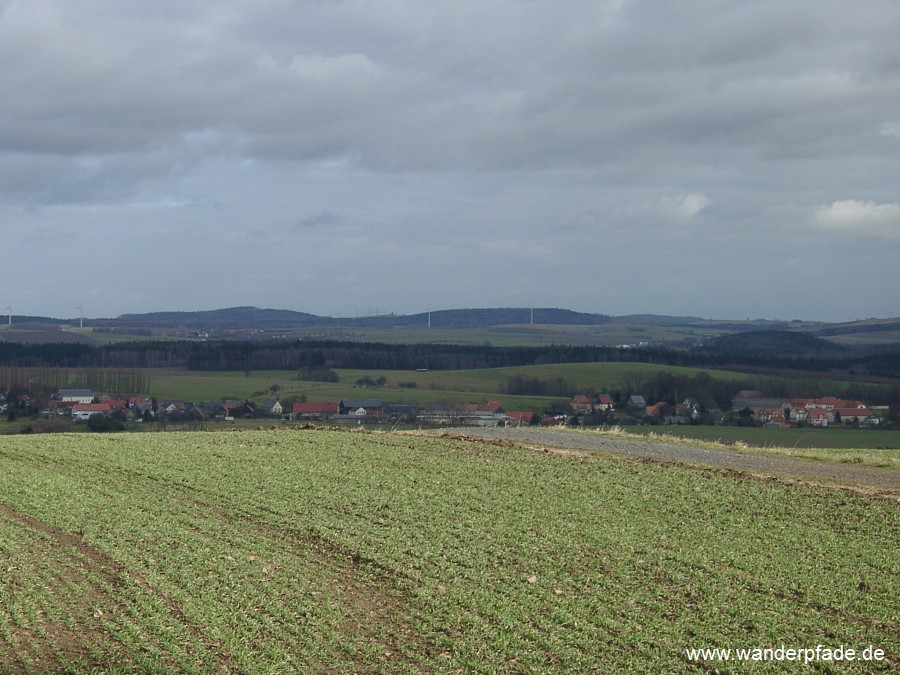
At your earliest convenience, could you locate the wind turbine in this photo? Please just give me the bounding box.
[5,306,10,327]
[77,305,84,329]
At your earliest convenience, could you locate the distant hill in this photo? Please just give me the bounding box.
[104,307,328,329]
[700,330,845,357]
[0,316,70,325]
[346,308,610,329]
[610,314,706,325]
[95,307,610,331]
[808,318,900,338]
[4,307,899,349]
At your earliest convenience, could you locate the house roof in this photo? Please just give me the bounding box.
[788,398,816,407]
[292,402,338,414]
[833,407,871,417]
[73,403,112,412]
[789,397,868,410]
[386,403,416,413]
[460,401,503,412]
[340,399,382,408]
[58,389,94,398]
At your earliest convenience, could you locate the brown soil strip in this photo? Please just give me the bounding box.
[0,504,240,673]
[0,503,128,673]
[247,520,437,671]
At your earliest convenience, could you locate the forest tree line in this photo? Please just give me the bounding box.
[0,337,899,384]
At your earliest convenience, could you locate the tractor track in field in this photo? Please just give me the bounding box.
[0,504,135,673]
[0,504,241,674]
[415,427,900,498]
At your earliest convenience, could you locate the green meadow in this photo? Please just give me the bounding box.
[144,362,777,405]
[297,321,726,347]
[0,429,897,673]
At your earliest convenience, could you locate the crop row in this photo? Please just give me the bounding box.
[0,430,897,672]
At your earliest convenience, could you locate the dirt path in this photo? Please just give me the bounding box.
[420,427,900,497]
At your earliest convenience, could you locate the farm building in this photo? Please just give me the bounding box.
[290,402,339,420]
[503,411,534,426]
[71,402,112,422]
[338,400,383,417]
[58,389,95,404]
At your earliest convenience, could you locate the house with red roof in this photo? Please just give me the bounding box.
[784,397,875,426]
[503,411,534,426]
[645,402,668,418]
[570,395,593,415]
[596,394,615,411]
[461,401,505,414]
[807,408,830,427]
[831,407,872,425]
[71,402,112,422]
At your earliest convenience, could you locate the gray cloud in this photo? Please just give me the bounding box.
[298,210,341,230]
[1,0,899,321]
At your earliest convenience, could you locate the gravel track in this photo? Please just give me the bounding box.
[423,427,900,496]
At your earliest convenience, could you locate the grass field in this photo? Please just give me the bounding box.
[144,361,832,407]
[299,322,729,347]
[1,323,720,349]
[145,368,556,411]
[4,317,900,349]
[0,429,897,673]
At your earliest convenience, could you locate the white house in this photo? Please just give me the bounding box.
[262,400,283,415]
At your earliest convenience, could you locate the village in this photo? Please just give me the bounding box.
[1,387,885,430]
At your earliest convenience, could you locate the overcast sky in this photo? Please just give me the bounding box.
[2,0,899,322]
